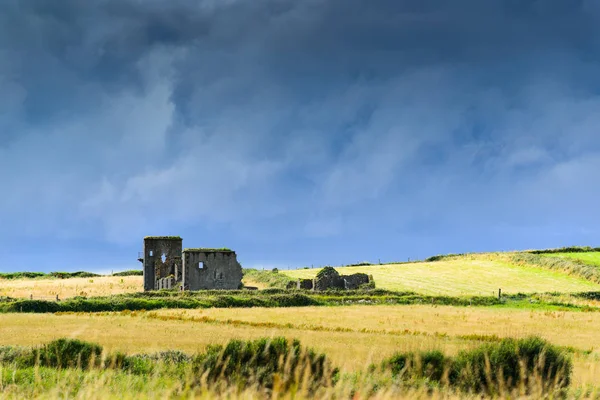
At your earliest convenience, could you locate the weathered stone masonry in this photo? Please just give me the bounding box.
[304,266,373,291]
[139,236,242,291]
[142,237,183,291]
[182,249,243,290]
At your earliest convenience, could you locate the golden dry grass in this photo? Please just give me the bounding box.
[0,276,142,299]
[0,312,466,372]
[1,305,600,386]
[152,305,600,352]
[282,256,600,295]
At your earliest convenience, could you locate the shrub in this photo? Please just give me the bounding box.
[345,262,372,267]
[385,350,450,382]
[192,337,336,392]
[2,300,61,313]
[112,270,143,276]
[268,294,320,307]
[50,272,100,279]
[0,272,47,280]
[242,269,295,289]
[315,266,338,280]
[453,336,572,394]
[0,337,338,394]
[0,346,30,364]
[31,339,104,369]
[528,246,600,254]
[383,337,572,395]
[117,350,192,374]
[358,281,376,290]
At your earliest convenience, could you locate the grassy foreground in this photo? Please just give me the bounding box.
[0,326,590,398]
[1,305,600,384]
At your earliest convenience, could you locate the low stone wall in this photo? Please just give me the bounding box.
[156,276,175,290]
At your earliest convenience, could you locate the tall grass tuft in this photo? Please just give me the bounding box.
[192,337,337,393]
[383,336,572,395]
[29,338,103,370]
[0,337,336,395]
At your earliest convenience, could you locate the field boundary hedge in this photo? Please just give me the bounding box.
[2,289,600,314]
[0,270,143,280]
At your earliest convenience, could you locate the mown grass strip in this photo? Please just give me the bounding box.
[509,253,600,284]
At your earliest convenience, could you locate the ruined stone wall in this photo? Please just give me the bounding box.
[142,238,183,291]
[157,276,175,290]
[312,267,374,291]
[342,273,370,289]
[314,267,345,291]
[182,250,243,290]
[297,279,314,290]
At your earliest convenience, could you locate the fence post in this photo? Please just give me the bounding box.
[30,294,33,300]
[56,294,60,302]
[498,288,502,300]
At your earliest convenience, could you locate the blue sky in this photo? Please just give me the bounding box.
[1,0,600,273]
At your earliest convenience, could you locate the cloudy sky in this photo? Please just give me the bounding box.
[1,0,599,272]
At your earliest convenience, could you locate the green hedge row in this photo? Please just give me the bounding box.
[0,290,506,313]
[527,246,600,255]
[0,270,143,280]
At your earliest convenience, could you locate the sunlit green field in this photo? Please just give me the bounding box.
[546,252,600,267]
[281,257,600,295]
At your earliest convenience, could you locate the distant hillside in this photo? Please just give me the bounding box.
[281,249,600,295]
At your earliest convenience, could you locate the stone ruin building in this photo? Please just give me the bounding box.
[294,267,373,291]
[138,236,243,291]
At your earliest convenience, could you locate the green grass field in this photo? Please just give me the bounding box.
[281,256,600,295]
[546,251,600,267]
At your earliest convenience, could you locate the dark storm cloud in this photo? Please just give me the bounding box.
[1,0,600,270]
[3,0,599,122]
